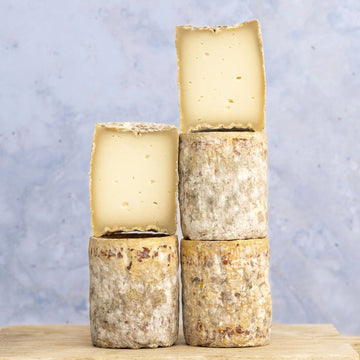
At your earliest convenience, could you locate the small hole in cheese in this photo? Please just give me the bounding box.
[145,154,150,159]
[236,76,242,79]
[228,99,234,103]
[153,201,158,205]
[204,52,210,56]
[150,179,155,184]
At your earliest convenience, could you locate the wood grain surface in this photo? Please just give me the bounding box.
[0,324,358,359]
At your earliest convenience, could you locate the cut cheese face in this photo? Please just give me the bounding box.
[90,122,178,237]
[176,20,265,132]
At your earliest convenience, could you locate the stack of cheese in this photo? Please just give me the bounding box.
[88,123,179,348]
[176,20,272,347]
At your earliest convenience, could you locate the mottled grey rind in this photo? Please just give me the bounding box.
[179,132,268,240]
[181,238,272,347]
[89,235,179,349]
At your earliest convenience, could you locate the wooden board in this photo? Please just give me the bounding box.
[343,337,360,357]
[0,324,358,359]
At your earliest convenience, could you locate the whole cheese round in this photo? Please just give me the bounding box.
[89,235,179,348]
[179,131,268,240]
[181,237,272,347]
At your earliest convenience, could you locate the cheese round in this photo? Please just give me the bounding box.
[90,122,179,236]
[90,122,178,237]
[179,132,268,240]
[89,235,179,348]
[181,238,272,347]
[176,21,266,133]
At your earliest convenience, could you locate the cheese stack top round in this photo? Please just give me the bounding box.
[176,20,265,133]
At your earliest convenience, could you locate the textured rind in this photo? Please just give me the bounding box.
[181,238,272,347]
[179,132,268,240]
[89,235,179,349]
[176,20,265,133]
[89,122,179,237]
[176,20,261,33]
[94,122,178,134]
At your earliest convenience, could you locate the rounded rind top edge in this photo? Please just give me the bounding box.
[176,19,260,33]
[95,122,178,134]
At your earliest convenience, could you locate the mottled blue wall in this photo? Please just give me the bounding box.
[0,1,359,334]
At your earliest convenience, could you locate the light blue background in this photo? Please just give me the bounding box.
[1,1,359,334]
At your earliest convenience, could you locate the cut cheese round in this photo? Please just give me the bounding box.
[181,238,272,347]
[176,20,265,133]
[89,235,179,348]
[90,122,178,237]
[179,131,268,240]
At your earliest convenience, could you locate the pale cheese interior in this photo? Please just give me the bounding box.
[176,21,265,132]
[90,125,178,236]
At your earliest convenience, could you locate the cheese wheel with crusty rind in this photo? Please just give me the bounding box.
[181,237,272,347]
[89,234,179,348]
[179,131,268,240]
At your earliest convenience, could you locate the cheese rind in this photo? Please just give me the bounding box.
[181,238,272,347]
[89,122,178,237]
[176,20,265,133]
[89,235,179,348]
[179,131,268,240]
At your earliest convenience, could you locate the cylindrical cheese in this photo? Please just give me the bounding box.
[89,235,179,348]
[181,238,272,347]
[179,132,268,240]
